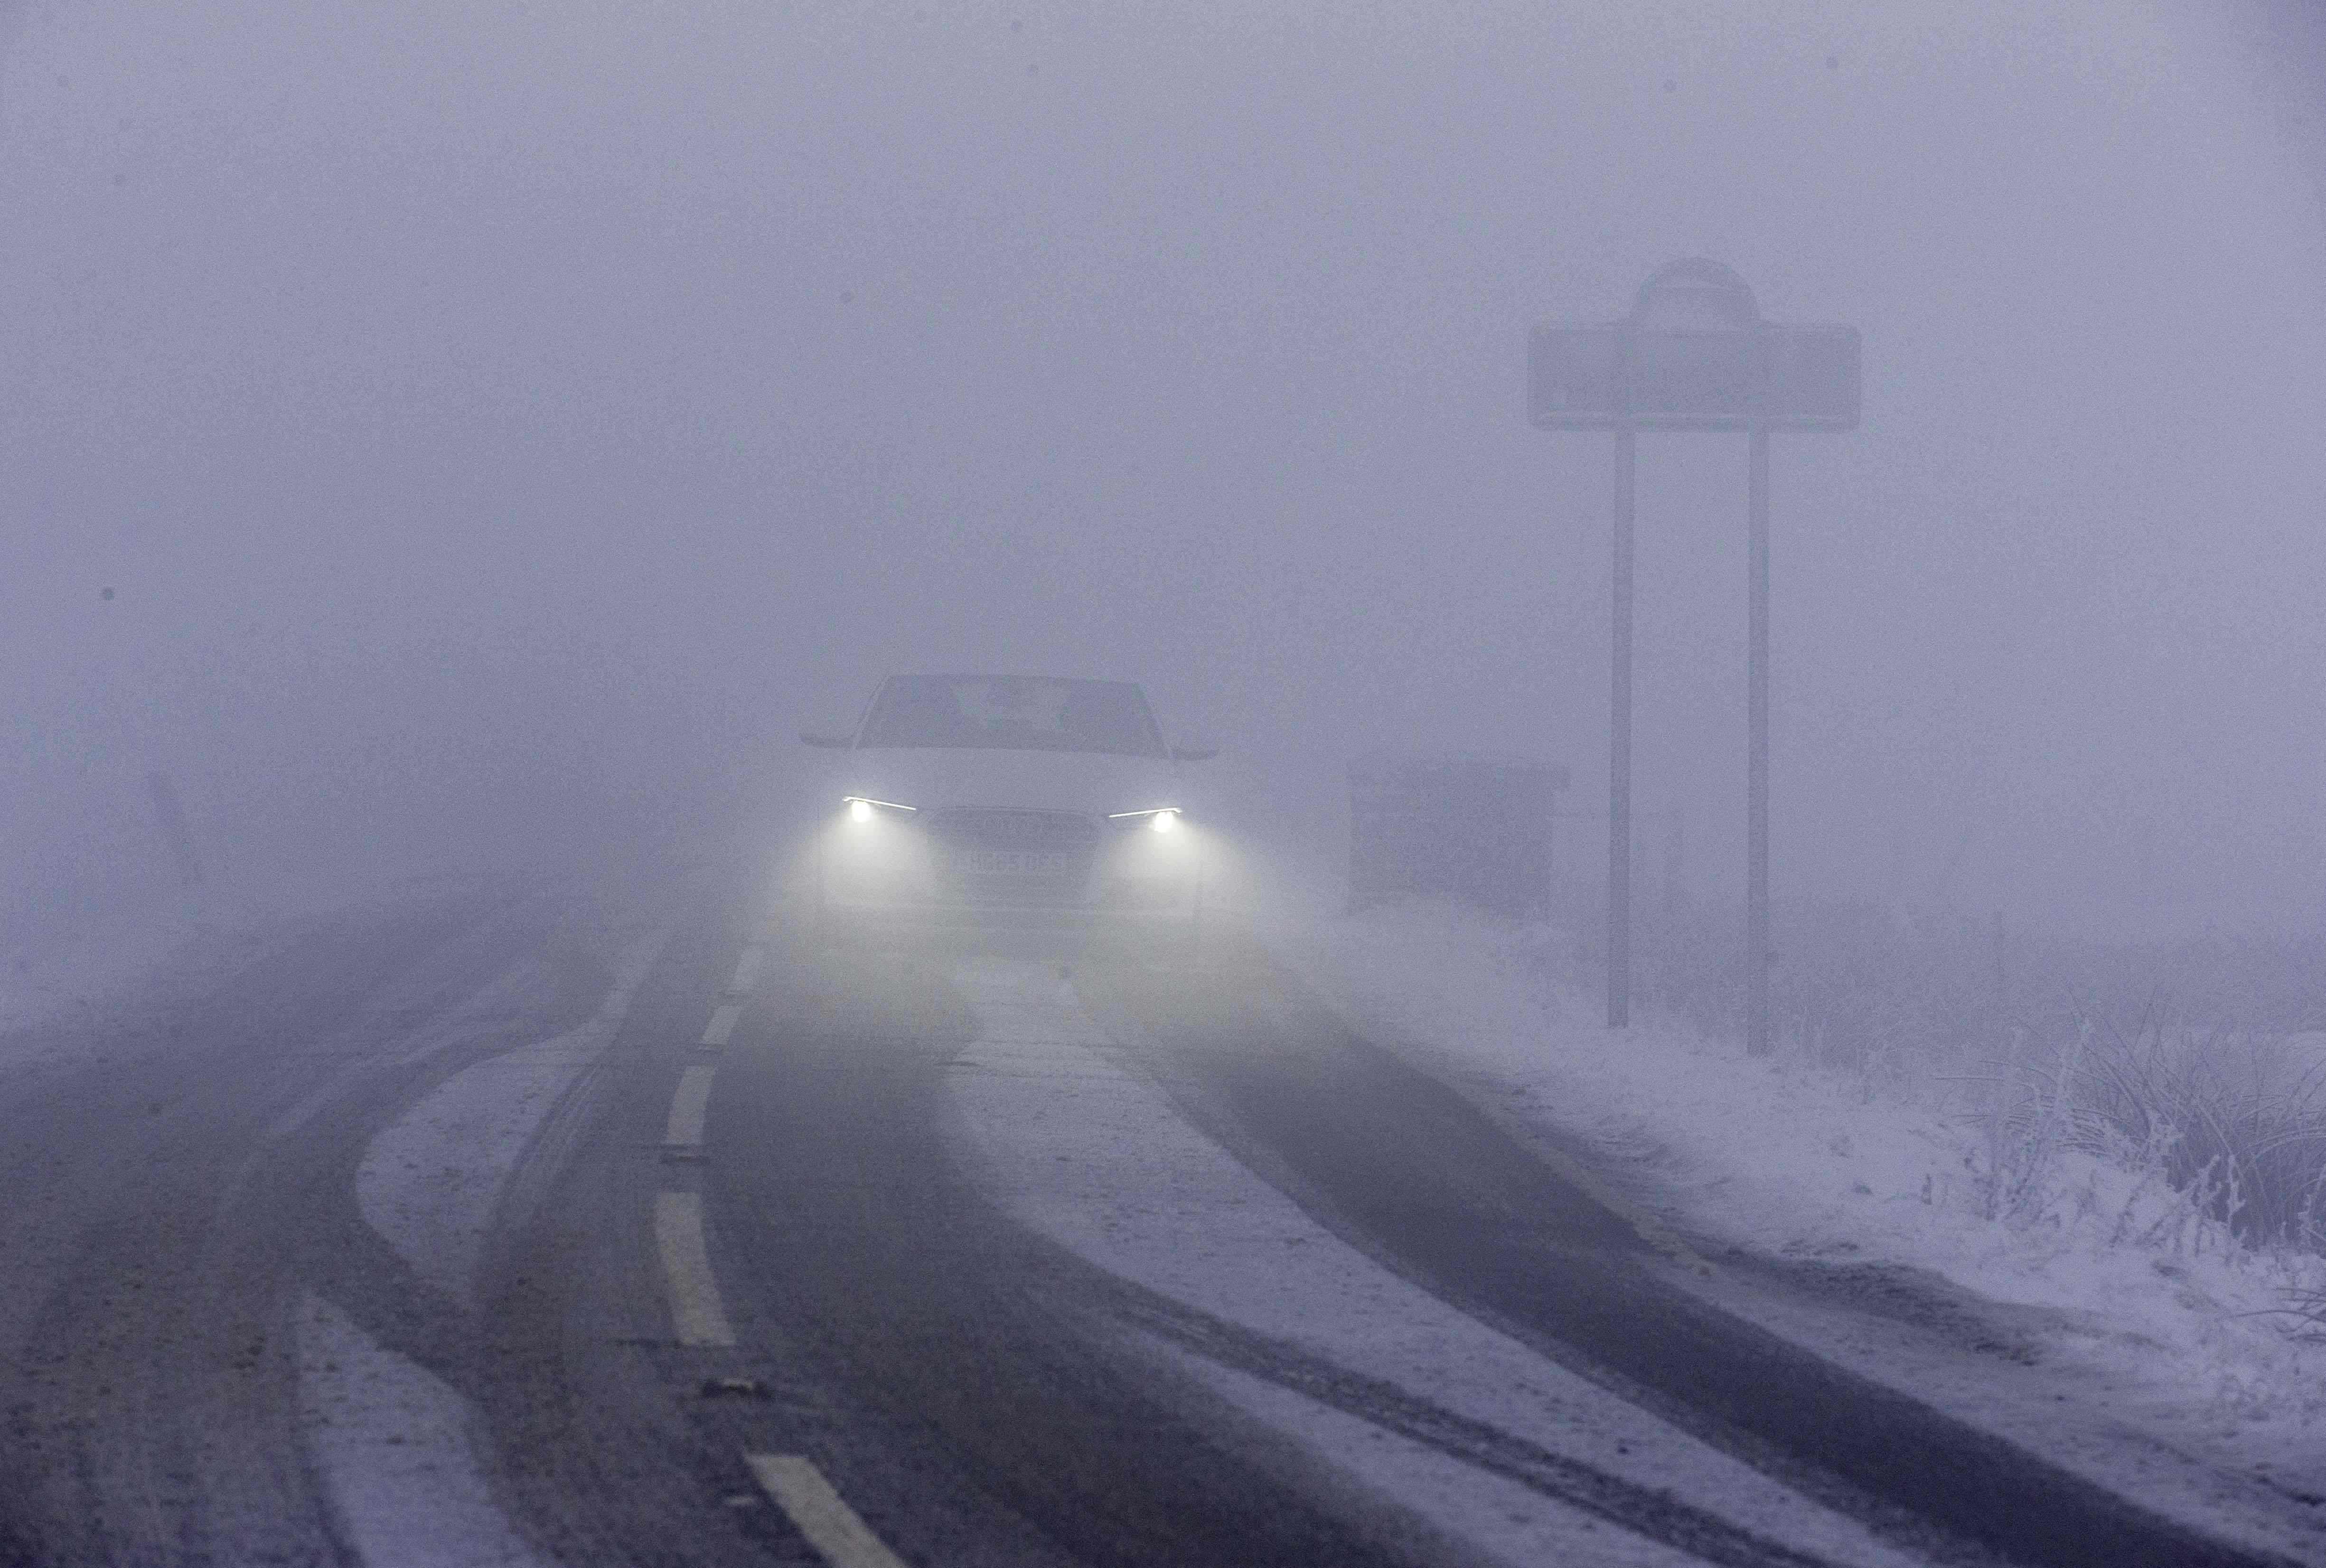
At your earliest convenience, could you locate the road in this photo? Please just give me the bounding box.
[0,877,2304,1566]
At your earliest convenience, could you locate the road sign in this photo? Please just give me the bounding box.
[1528,260,1861,1052]
[1529,321,1860,432]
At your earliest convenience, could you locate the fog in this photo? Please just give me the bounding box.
[6,0,2324,939]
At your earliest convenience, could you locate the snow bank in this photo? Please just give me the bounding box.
[1278,905,2326,1493]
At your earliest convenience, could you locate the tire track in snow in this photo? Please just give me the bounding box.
[1081,957,2301,1568]
[942,957,1920,1568]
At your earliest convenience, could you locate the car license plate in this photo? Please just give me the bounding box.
[958,848,1070,876]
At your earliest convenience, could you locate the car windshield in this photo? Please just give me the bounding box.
[857,675,1167,757]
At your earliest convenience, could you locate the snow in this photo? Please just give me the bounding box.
[319,897,679,1563]
[0,866,456,1046]
[942,956,1925,1568]
[299,1292,556,1568]
[1270,904,2326,1549]
[1157,1344,1710,1568]
[0,901,216,1035]
[356,911,678,1307]
[16,855,2323,1553]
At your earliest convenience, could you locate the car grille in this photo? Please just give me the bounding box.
[928,809,1097,846]
[924,809,1100,903]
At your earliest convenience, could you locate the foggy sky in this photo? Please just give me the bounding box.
[5,1,2323,930]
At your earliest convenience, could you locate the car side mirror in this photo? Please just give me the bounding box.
[799,729,855,749]
[1170,742,1219,762]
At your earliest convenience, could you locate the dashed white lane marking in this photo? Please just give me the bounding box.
[726,945,767,996]
[747,1455,911,1568]
[667,1065,717,1147]
[701,1002,743,1047]
[654,1191,736,1347]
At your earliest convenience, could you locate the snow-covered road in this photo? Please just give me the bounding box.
[0,882,2316,1567]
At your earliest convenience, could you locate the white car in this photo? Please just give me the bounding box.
[803,673,1213,942]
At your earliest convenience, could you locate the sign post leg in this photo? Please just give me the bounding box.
[1610,427,1635,1028]
[1746,424,1772,1055]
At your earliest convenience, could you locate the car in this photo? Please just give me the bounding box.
[801,672,1215,947]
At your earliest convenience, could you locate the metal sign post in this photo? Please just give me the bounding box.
[1529,260,1859,1048]
[1609,427,1634,1025]
[1746,423,1771,1054]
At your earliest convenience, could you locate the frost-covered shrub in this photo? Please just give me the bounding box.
[2045,1008,2326,1253]
[1542,893,2326,1263]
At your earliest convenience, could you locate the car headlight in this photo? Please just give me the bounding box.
[1107,807,1183,834]
[844,796,918,823]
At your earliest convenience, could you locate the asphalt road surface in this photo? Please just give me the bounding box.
[0,878,2307,1567]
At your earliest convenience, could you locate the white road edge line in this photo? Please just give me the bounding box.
[654,1191,737,1347]
[701,1002,743,1048]
[666,1064,716,1147]
[747,1454,912,1568]
[726,945,767,995]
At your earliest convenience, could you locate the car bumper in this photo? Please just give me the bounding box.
[816,813,1200,935]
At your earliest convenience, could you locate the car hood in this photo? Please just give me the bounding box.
[838,747,1182,817]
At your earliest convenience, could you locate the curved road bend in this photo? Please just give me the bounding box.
[0,884,2307,1567]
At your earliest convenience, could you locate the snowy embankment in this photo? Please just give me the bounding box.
[1275,906,2326,1506]
[0,895,285,1051]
